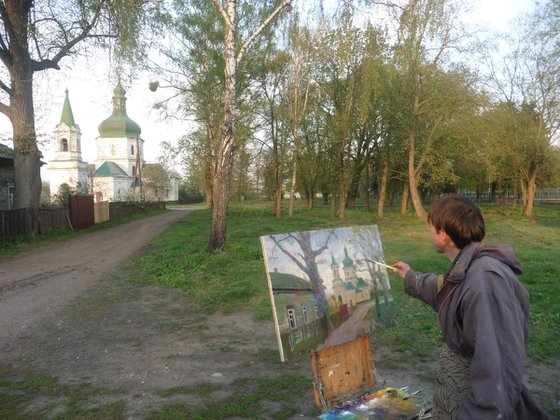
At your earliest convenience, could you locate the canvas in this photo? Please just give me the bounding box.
[260,225,395,361]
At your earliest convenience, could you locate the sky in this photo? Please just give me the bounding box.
[0,0,536,179]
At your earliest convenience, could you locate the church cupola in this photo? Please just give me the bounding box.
[98,81,142,138]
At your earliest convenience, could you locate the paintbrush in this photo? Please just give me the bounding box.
[373,260,396,271]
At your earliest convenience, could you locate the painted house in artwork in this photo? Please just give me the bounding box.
[269,269,325,357]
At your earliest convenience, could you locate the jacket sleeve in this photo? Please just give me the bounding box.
[457,270,528,419]
[403,270,440,312]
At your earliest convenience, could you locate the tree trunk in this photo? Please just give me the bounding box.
[364,156,370,213]
[377,160,388,218]
[274,187,282,219]
[208,1,237,252]
[205,184,213,209]
[523,170,537,218]
[288,158,296,217]
[519,175,528,215]
[401,181,409,218]
[208,129,235,251]
[338,183,346,219]
[407,129,427,221]
[11,72,42,232]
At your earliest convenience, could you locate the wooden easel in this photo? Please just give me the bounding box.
[311,335,375,409]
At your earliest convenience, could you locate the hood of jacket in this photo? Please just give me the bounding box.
[445,242,523,284]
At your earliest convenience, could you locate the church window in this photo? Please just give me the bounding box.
[286,307,297,330]
[131,144,135,155]
[302,304,309,324]
[132,166,136,176]
[61,138,68,152]
[111,144,116,155]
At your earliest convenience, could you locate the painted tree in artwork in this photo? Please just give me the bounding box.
[269,230,333,334]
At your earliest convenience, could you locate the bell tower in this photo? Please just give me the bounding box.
[48,89,89,197]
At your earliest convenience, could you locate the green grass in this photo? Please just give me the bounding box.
[147,373,317,420]
[126,201,560,363]
[0,365,125,419]
[0,208,168,259]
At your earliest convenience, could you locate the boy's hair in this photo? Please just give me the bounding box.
[428,196,485,249]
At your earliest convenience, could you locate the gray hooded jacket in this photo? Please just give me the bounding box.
[404,242,550,419]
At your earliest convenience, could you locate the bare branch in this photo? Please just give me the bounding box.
[236,0,292,66]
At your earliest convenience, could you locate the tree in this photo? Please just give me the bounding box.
[208,0,293,252]
[143,163,171,201]
[0,0,153,232]
[388,0,468,220]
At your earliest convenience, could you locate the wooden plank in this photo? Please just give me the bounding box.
[310,336,375,408]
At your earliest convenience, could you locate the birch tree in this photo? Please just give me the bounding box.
[209,0,293,252]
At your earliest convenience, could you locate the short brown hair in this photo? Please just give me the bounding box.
[428,196,485,249]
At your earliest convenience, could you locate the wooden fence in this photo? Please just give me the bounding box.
[1,201,166,240]
[0,207,71,239]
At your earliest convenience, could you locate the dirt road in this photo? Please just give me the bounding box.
[0,209,192,351]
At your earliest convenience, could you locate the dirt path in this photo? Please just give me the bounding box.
[0,209,192,352]
[0,209,557,419]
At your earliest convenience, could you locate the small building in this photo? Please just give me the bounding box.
[0,143,15,210]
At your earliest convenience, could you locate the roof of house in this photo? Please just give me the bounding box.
[0,143,14,159]
[269,271,313,290]
[92,161,129,177]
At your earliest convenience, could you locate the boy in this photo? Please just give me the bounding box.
[392,196,549,419]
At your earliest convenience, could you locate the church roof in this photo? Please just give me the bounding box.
[93,161,129,177]
[60,89,76,127]
[98,81,141,138]
[342,247,354,267]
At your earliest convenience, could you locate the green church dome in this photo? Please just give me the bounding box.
[342,247,354,267]
[98,81,141,138]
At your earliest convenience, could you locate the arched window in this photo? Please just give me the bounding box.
[111,144,116,155]
[131,144,135,155]
[61,138,68,152]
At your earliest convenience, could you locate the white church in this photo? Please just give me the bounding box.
[48,82,179,202]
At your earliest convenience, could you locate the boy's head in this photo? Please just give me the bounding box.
[428,196,485,249]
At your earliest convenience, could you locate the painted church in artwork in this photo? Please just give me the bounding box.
[330,248,371,307]
[48,82,179,202]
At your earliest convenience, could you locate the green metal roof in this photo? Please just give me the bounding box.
[60,89,76,127]
[98,81,141,138]
[269,271,312,290]
[92,161,129,177]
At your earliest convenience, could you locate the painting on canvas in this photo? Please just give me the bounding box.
[260,225,395,361]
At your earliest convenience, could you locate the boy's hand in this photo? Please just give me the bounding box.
[392,262,410,279]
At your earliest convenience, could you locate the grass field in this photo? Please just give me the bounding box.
[2,200,558,418]
[127,201,560,363]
